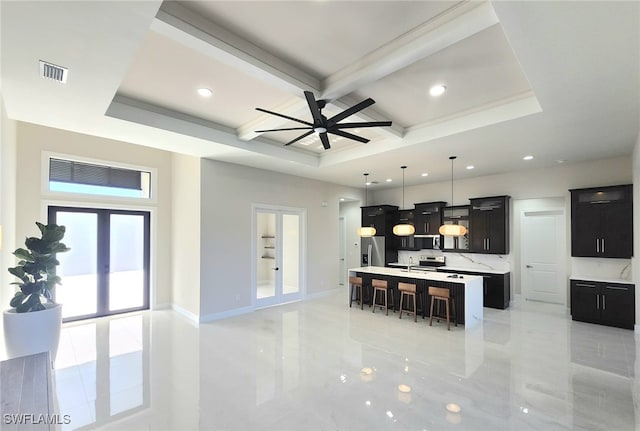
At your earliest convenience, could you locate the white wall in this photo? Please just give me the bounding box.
[171,153,201,317]
[339,201,364,274]
[0,96,17,311]
[15,122,174,307]
[633,133,640,332]
[198,159,360,318]
[374,157,633,301]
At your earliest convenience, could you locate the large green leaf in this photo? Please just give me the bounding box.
[10,292,25,308]
[13,248,35,262]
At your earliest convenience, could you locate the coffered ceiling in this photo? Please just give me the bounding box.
[1,1,638,188]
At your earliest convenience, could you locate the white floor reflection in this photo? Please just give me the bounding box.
[50,290,639,431]
[54,314,148,430]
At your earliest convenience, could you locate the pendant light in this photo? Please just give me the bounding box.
[393,166,415,236]
[357,173,377,237]
[439,156,467,236]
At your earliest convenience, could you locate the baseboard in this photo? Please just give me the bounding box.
[199,305,254,323]
[171,304,200,326]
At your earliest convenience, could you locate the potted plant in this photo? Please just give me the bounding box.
[3,222,70,360]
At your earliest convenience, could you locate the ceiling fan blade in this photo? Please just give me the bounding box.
[284,130,314,146]
[327,98,375,126]
[332,121,392,129]
[329,129,370,144]
[319,132,331,150]
[255,127,312,133]
[304,91,323,124]
[255,107,313,126]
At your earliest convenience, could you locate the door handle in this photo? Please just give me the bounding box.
[272,267,279,271]
[526,265,532,268]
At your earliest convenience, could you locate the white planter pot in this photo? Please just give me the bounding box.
[3,303,62,360]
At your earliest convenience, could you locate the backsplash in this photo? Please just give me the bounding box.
[571,257,632,282]
[398,249,511,272]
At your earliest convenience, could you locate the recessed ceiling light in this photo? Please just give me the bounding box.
[197,88,213,97]
[421,173,429,177]
[386,178,393,182]
[466,165,474,170]
[340,198,345,201]
[429,84,447,97]
[523,155,534,161]
[365,182,372,186]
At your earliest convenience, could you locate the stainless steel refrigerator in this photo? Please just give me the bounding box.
[361,236,386,267]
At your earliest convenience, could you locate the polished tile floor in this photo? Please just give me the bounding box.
[51,289,639,431]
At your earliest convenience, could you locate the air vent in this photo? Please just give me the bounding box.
[39,60,68,83]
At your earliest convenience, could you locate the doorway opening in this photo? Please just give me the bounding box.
[48,206,150,322]
[253,206,305,307]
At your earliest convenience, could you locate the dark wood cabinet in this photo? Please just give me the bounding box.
[440,205,470,252]
[570,279,635,329]
[437,269,510,309]
[361,205,399,237]
[570,184,633,258]
[469,196,510,254]
[396,209,420,250]
[413,202,446,236]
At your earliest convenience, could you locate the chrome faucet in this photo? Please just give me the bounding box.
[408,256,413,271]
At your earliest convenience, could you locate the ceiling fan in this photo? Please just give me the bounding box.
[255,91,392,150]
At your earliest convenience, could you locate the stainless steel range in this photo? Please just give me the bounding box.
[412,255,446,272]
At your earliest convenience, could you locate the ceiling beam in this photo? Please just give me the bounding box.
[320,0,499,100]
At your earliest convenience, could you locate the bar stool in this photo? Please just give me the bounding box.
[371,279,393,315]
[398,282,418,322]
[349,276,364,309]
[428,286,457,330]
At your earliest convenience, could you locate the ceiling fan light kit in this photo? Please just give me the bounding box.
[255,91,392,150]
[393,166,415,237]
[439,156,468,237]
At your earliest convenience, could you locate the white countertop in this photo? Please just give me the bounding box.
[349,266,482,284]
[438,266,510,275]
[570,276,633,285]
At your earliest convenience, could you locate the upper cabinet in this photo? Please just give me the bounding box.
[397,209,419,250]
[413,202,446,236]
[570,184,633,258]
[441,205,470,252]
[361,205,399,237]
[469,196,510,254]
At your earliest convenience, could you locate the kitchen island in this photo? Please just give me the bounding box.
[348,266,483,329]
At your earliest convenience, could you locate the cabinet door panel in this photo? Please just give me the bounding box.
[600,204,633,258]
[571,204,601,257]
[470,211,488,252]
[570,282,599,323]
[600,285,635,329]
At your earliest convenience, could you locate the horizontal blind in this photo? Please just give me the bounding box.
[49,158,143,190]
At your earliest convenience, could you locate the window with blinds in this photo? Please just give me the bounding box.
[48,158,151,198]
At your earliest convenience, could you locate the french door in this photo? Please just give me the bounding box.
[254,207,304,307]
[48,206,150,322]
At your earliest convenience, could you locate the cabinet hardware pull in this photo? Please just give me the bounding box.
[605,286,628,291]
[487,238,490,250]
[602,238,605,253]
[575,283,596,288]
[602,294,605,310]
[597,294,599,309]
[596,238,600,253]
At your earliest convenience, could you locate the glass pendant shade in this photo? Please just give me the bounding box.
[393,224,415,236]
[358,173,376,237]
[357,226,377,237]
[438,223,467,236]
[393,166,414,237]
[439,156,467,237]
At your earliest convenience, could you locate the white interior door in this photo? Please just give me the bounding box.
[521,209,566,304]
[339,217,346,286]
[255,207,304,307]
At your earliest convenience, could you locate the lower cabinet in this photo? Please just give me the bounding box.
[570,279,635,329]
[438,270,510,309]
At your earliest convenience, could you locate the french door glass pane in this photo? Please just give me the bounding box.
[109,214,145,311]
[257,212,276,299]
[282,214,299,295]
[56,212,99,319]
